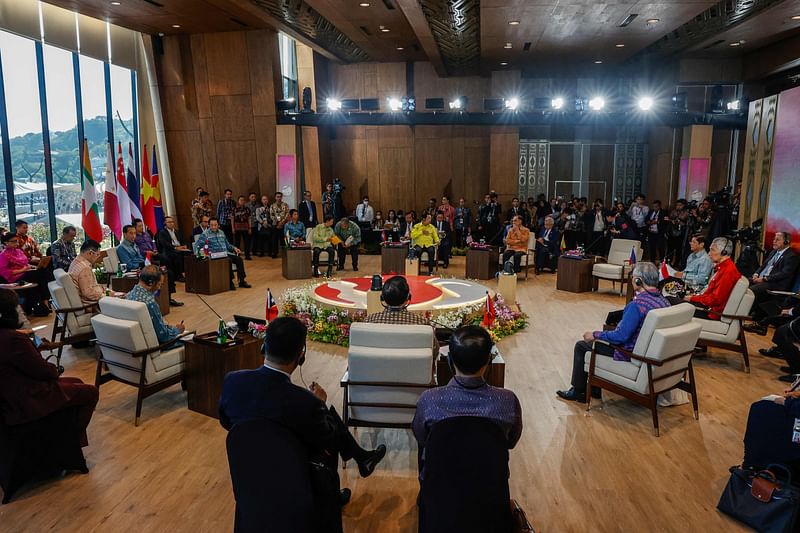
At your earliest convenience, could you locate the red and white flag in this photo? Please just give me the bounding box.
[482,292,496,328]
[266,289,278,321]
[116,142,133,226]
[103,142,121,239]
[659,260,676,281]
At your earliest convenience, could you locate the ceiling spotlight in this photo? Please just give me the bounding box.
[504,42,512,49]
[551,97,564,110]
[615,43,625,48]
[396,46,404,50]
[646,18,659,24]
[504,97,519,111]
[594,60,603,64]
[508,20,520,25]
[726,100,741,111]
[637,96,654,111]
[380,26,390,32]
[588,96,605,111]
[359,2,370,5]
[500,62,508,66]
[172,24,181,28]
[387,97,402,111]
[792,15,800,20]
[326,98,342,111]
[729,40,745,47]
[449,97,466,110]
[111,1,121,4]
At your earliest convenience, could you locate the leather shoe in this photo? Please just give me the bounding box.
[229,283,236,291]
[339,488,352,507]
[357,444,387,478]
[760,347,783,358]
[169,299,184,307]
[743,323,767,336]
[556,387,586,403]
[779,374,798,383]
[239,281,252,288]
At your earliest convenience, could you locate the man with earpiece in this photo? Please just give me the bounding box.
[218,317,387,521]
[557,262,669,403]
[748,231,799,323]
[126,265,186,344]
[683,237,742,320]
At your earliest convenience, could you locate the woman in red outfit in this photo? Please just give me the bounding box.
[0,289,98,446]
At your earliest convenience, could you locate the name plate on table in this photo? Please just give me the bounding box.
[209,251,228,260]
[193,331,243,347]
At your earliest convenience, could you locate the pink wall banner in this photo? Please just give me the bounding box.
[678,158,689,199]
[688,158,710,202]
[277,154,297,209]
[765,86,800,253]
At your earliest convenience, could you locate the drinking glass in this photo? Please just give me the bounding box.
[226,321,239,339]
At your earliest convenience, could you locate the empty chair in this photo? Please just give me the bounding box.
[47,268,97,369]
[592,238,641,294]
[102,248,120,276]
[418,416,514,533]
[341,323,435,429]
[91,297,188,425]
[694,276,755,372]
[585,303,703,436]
[226,419,320,533]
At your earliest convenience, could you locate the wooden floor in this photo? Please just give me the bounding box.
[0,254,777,532]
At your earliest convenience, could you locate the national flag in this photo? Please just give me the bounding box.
[103,142,121,239]
[560,233,567,252]
[144,250,152,266]
[126,143,143,221]
[150,146,165,230]
[659,260,676,281]
[80,138,103,242]
[140,145,157,232]
[116,142,132,226]
[482,291,496,328]
[629,247,637,266]
[266,289,278,321]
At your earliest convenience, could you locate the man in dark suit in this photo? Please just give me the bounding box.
[219,317,386,511]
[645,200,667,262]
[399,211,415,242]
[750,232,799,321]
[434,212,452,268]
[157,216,189,291]
[535,215,560,273]
[298,190,318,229]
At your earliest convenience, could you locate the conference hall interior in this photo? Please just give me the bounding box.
[2,0,800,531]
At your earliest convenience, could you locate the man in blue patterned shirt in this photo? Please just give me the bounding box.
[117,225,145,271]
[126,265,185,344]
[195,217,251,290]
[413,325,522,479]
[216,188,236,242]
[50,226,77,270]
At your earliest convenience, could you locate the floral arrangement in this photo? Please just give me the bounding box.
[280,284,527,347]
[248,322,267,340]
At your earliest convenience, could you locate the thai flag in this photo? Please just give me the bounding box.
[481,292,496,328]
[266,289,278,321]
[629,246,637,266]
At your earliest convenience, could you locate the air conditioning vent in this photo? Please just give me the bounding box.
[142,0,164,7]
[360,26,373,36]
[230,18,248,27]
[523,42,531,52]
[618,13,638,27]
[382,0,396,10]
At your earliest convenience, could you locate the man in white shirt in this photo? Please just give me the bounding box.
[628,194,649,246]
[355,196,374,223]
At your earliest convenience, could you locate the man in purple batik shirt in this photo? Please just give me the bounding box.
[133,218,158,258]
[413,325,522,478]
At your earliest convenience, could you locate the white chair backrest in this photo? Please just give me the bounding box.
[102,248,119,274]
[720,276,750,324]
[348,323,433,384]
[305,227,314,243]
[98,296,160,348]
[608,238,640,266]
[54,268,84,310]
[640,304,702,391]
[527,232,536,250]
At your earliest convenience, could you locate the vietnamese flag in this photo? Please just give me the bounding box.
[80,138,103,242]
[151,146,165,230]
[140,145,157,232]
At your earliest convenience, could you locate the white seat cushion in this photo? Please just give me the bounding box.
[151,346,185,373]
[584,351,642,381]
[593,263,624,278]
[694,317,730,335]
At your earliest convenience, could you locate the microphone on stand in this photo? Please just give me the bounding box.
[194,292,224,321]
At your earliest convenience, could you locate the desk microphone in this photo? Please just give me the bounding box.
[194,293,224,321]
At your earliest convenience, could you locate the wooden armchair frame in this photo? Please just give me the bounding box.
[694,309,752,373]
[95,331,195,426]
[47,301,98,370]
[339,372,436,430]
[586,339,698,437]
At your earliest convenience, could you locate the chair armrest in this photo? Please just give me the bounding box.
[52,303,98,314]
[591,255,608,263]
[719,314,753,321]
[767,290,799,298]
[592,339,665,366]
[96,331,195,358]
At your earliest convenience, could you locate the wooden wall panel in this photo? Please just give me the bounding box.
[413,62,488,113]
[155,29,278,232]
[365,127,380,208]
[301,127,322,200]
[489,127,520,206]
[203,32,250,96]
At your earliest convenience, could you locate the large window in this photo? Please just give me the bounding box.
[0,30,50,244]
[0,25,138,248]
[278,33,298,107]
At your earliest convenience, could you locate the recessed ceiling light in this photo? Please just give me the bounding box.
[508,20,520,25]
[594,60,603,64]
[646,18,659,24]
[792,15,800,20]
[504,42,512,49]
[172,24,181,28]
[500,62,508,66]
[111,1,121,5]
[396,46,404,50]
[615,43,625,48]
[380,27,390,32]
[359,2,370,5]
[729,41,740,47]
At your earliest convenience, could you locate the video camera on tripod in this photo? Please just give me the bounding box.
[728,218,764,277]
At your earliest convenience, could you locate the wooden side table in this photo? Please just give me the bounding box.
[381,245,407,275]
[184,256,230,295]
[465,247,499,280]
[111,273,170,316]
[282,247,312,280]
[184,333,264,418]
[556,256,594,293]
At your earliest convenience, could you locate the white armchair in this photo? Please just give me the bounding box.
[592,238,641,294]
[102,248,119,277]
[47,269,97,370]
[499,233,537,279]
[585,303,702,436]
[341,323,436,430]
[694,276,755,372]
[91,297,190,425]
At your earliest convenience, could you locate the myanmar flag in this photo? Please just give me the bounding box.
[80,138,103,242]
